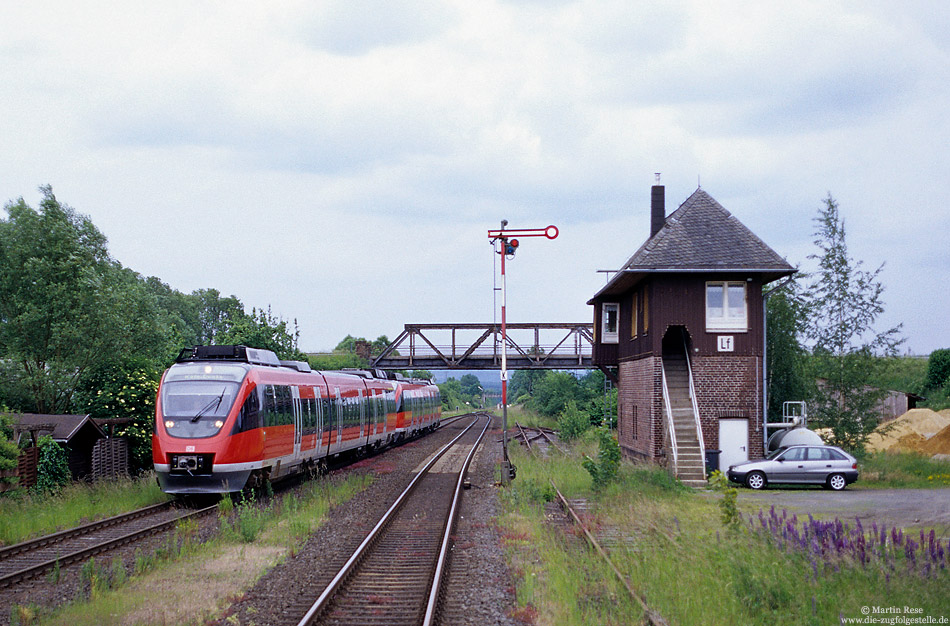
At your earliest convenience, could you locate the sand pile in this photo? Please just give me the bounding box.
[920,423,950,456]
[865,408,950,453]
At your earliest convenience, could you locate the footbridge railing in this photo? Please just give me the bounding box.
[370,323,594,370]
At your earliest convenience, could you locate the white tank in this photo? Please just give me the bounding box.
[767,427,824,453]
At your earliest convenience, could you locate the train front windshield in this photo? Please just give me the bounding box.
[161,364,246,438]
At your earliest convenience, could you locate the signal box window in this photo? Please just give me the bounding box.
[602,303,619,344]
[706,281,747,331]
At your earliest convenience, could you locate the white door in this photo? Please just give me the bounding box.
[718,418,749,472]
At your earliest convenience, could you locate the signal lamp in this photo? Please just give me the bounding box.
[505,238,520,256]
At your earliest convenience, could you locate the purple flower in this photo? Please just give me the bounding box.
[905,539,918,568]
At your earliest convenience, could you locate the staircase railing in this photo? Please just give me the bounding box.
[682,336,705,469]
[660,364,678,475]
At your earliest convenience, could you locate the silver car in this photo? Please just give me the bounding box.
[727,444,859,491]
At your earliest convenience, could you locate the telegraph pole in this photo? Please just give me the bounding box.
[487,223,558,484]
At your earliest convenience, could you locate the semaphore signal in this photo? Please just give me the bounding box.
[487,222,558,484]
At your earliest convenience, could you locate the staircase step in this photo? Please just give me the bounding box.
[679,478,708,487]
[677,452,703,460]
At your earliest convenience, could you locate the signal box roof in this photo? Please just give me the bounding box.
[590,188,796,302]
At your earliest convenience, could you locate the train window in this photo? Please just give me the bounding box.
[233,387,262,434]
[161,380,239,439]
[278,386,293,426]
[307,398,316,432]
[322,396,332,432]
[301,398,310,432]
[262,385,277,427]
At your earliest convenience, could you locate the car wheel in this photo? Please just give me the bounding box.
[827,473,847,491]
[745,471,766,490]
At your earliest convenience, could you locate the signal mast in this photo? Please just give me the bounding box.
[487,222,558,484]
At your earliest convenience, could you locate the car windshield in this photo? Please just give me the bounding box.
[766,448,787,460]
[161,380,240,438]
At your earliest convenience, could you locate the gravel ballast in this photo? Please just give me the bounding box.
[219,414,520,626]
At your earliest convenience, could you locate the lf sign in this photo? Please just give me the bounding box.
[717,335,734,352]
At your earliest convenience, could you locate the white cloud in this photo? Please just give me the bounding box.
[2,0,948,353]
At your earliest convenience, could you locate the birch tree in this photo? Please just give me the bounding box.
[803,195,903,451]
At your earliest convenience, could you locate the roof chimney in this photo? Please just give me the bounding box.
[650,173,665,238]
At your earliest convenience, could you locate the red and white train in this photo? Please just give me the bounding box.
[152,345,441,495]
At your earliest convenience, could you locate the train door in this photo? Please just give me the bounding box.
[291,386,302,460]
[313,386,324,458]
[299,387,316,454]
[333,387,343,452]
[357,389,365,442]
[371,390,379,436]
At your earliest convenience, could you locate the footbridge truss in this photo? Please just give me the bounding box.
[370,323,594,370]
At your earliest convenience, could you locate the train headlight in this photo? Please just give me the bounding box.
[214,420,224,429]
[165,420,175,429]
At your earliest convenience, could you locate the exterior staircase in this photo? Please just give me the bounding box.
[663,353,707,487]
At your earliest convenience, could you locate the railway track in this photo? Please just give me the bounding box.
[289,413,490,626]
[516,423,670,626]
[514,422,566,456]
[0,501,216,589]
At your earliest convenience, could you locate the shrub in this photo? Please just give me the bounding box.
[557,400,589,441]
[582,427,621,491]
[34,435,70,495]
[927,348,950,390]
[0,413,20,492]
[709,470,740,530]
[75,364,160,474]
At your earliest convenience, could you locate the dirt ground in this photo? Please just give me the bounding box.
[735,487,950,537]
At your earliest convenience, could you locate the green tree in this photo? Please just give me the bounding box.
[191,288,243,345]
[0,412,21,490]
[508,370,545,404]
[926,349,950,390]
[438,378,465,411]
[144,276,200,356]
[74,362,160,474]
[218,307,304,361]
[802,195,903,451]
[765,279,811,422]
[530,371,580,417]
[0,187,167,413]
[557,399,589,440]
[308,351,366,370]
[459,374,482,397]
[576,370,617,426]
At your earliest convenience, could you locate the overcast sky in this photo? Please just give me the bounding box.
[2,1,948,355]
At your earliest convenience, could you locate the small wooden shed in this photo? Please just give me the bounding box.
[14,413,107,480]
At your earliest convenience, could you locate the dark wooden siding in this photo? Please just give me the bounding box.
[594,273,766,365]
[616,275,764,361]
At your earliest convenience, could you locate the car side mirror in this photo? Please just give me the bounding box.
[776,458,784,462]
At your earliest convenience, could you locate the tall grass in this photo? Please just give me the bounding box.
[499,436,950,625]
[505,404,558,430]
[859,451,950,488]
[265,473,372,548]
[25,472,374,626]
[0,474,169,546]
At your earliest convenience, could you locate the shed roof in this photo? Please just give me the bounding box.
[590,188,796,301]
[13,413,106,443]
